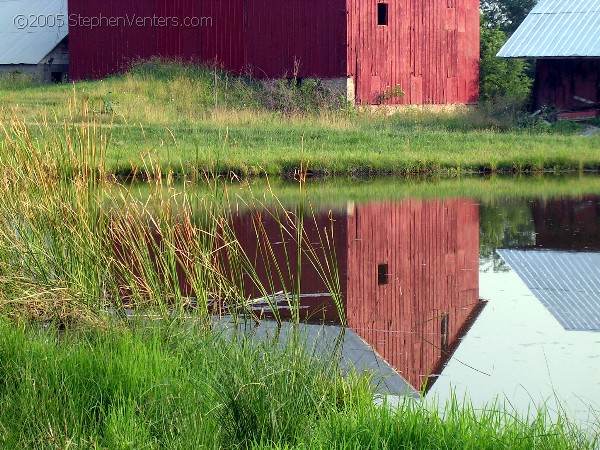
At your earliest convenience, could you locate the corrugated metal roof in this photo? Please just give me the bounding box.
[0,0,67,65]
[497,0,600,58]
[498,249,600,332]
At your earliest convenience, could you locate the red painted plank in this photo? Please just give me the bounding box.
[69,0,479,104]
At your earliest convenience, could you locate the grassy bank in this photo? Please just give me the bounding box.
[0,81,599,448]
[2,61,600,177]
[0,318,595,449]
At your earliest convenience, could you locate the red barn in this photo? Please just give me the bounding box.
[68,0,480,105]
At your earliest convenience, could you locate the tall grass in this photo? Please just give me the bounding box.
[0,318,595,449]
[0,108,344,326]
[3,60,599,178]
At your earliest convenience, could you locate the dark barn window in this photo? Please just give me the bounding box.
[377,3,388,26]
[378,264,389,285]
[441,313,450,351]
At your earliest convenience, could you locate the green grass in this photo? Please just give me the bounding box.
[0,318,595,449]
[2,60,600,177]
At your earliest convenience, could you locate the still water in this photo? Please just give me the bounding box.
[434,197,600,429]
[226,184,600,428]
[132,177,600,427]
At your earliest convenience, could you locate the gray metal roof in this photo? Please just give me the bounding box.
[0,0,68,65]
[498,249,600,332]
[497,0,600,58]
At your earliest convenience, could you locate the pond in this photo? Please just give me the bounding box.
[434,195,600,430]
[124,175,600,428]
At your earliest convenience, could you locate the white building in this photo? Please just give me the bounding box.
[0,0,68,83]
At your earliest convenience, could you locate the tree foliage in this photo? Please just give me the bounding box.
[481,0,538,33]
[479,23,533,105]
[479,1,538,111]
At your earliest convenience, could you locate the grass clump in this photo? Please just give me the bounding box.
[0,71,43,90]
[0,319,344,449]
[2,60,599,178]
[0,318,595,449]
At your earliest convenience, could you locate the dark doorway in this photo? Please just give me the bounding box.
[51,72,63,83]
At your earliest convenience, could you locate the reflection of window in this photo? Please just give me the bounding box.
[377,3,389,26]
[441,313,450,352]
[377,264,388,285]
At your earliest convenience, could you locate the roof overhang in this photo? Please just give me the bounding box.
[497,0,600,59]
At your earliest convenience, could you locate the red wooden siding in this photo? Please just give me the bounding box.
[69,0,479,104]
[346,0,479,104]
[244,0,346,79]
[69,0,157,79]
[535,59,600,111]
[200,0,245,73]
[69,0,345,81]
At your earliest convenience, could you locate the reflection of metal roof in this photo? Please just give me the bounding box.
[215,319,421,397]
[498,249,600,332]
[497,0,600,58]
[0,0,68,65]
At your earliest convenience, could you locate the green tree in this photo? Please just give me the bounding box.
[479,22,533,106]
[479,1,538,111]
[481,0,538,33]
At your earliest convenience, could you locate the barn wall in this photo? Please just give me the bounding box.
[69,0,158,79]
[346,0,479,105]
[200,0,245,73]
[345,199,481,390]
[69,0,345,81]
[244,0,346,79]
[535,59,600,111]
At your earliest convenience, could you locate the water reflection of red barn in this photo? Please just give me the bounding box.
[233,198,483,391]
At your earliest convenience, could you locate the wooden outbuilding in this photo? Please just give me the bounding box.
[0,0,69,83]
[498,0,600,113]
[68,0,480,105]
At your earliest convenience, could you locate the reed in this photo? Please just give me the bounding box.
[0,108,344,326]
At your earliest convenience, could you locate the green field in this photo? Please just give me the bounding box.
[2,61,599,177]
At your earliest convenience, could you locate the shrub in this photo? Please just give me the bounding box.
[479,24,534,117]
